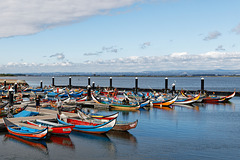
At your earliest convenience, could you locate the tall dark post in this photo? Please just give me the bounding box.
[201,77,204,93]
[14,83,17,93]
[69,77,72,89]
[87,85,91,100]
[52,77,55,87]
[40,80,43,89]
[110,77,112,90]
[88,77,91,86]
[165,77,168,93]
[172,83,175,95]
[135,77,138,94]
[4,80,6,89]
[92,82,95,90]
[9,88,14,106]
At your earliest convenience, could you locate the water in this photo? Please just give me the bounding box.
[1,76,240,159]
[1,76,240,91]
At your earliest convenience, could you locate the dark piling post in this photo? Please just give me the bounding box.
[135,77,138,94]
[92,82,95,90]
[87,85,91,100]
[52,77,55,87]
[69,77,72,89]
[110,77,112,90]
[40,80,43,89]
[4,80,6,89]
[201,77,204,93]
[172,83,175,95]
[14,83,17,93]
[88,77,91,86]
[165,77,168,93]
[9,88,14,106]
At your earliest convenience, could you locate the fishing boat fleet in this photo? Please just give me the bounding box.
[0,81,236,141]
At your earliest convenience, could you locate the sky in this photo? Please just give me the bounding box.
[1,0,240,73]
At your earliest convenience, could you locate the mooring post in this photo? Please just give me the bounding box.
[14,83,17,93]
[165,77,168,93]
[4,80,6,89]
[172,83,175,95]
[135,77,138,94]
[92,82,95,90]
[201,77,204,93]
[9,88,14,106]
[52,77,55,87]
[40,80,43,89]
[110,77,112,90]
[87,85,91,100]
[88,77,91,86]
[69,77,72,89]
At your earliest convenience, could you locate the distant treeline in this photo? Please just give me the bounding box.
[0,74,26,76]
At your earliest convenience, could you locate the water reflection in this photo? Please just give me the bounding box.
[70,132,116,153]
[172,104,200,111]
[48,135,75,149]
[107,131,137,145]
[3,133,48,154]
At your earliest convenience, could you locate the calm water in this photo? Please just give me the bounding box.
[1,76,240,159]
[2,76,240,91]
[0,97,240,160]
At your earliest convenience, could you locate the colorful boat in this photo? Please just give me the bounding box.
[152,95,178,106]
[56,114,116,134]
[26,119,74,136]
[77,110,137,131]
[174,93,200,105]
[202,91,235,103]
[91,94,140,111]
[3,118,48,140]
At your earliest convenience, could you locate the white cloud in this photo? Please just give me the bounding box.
[203,31,221,41]
[2,51,240,73]
[232,23,240,34]
[0,0,142,38]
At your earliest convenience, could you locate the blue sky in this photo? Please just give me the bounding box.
[1,0,240,73]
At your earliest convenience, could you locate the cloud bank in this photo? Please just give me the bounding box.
[0,0,142,38]
[2,52,240,73]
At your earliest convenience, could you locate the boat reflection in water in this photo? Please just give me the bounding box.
[48,135,75,149]
[107,130,137,145]
[70,132,116,154]
[173,104,200,111]
[3,133,48,154]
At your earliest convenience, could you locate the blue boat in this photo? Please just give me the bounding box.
[56,114,116,134]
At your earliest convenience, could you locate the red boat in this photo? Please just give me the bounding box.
[202,91,235,103]
[27,119,74,136]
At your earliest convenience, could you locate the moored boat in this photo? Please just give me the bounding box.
[56,113,117,134]
[3,118,48,140]
[27,119,74,136]
[202,91,235,103]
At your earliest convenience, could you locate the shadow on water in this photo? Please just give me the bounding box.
[3,133,48,155]
[47,135,75,149]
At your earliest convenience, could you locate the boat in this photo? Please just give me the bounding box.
[77,110,137,131]
[56,113,117,134]
[3,118,48,140]
[91,94,140,111]
[26,119,74,136]
[78,109,119,121]
[152,95,178,107]
[0,104,28,118]
[202,91,235,103]
[173,93,200,105]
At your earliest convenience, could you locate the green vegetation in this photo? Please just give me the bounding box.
[0,74,15,76]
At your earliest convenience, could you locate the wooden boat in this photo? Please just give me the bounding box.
[78,109,119,121]
[3,118,48,140]
[202,91,235,103]
[0,104,28,118]
[174,93,200,105]
[27,119,74,136]
[91,94,140,111]
[56,114,117,134]
[152,95,178,106]
[77,110,137,131]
